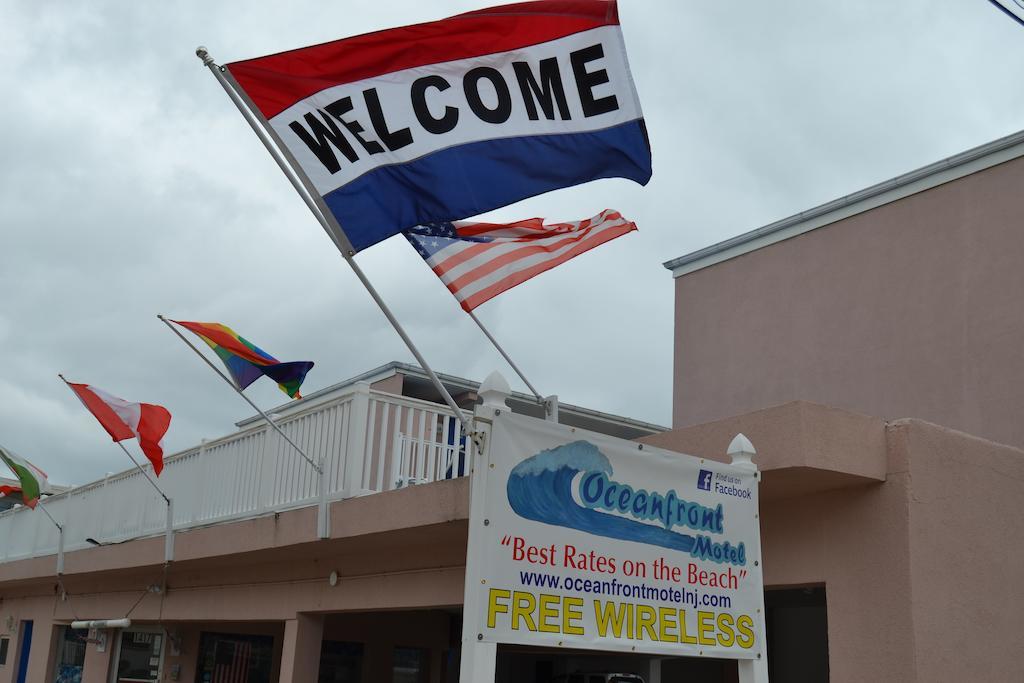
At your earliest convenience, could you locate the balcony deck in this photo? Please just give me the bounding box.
[0,383,468,565]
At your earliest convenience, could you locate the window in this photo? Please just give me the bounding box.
[318,641,363,683]
[392,647,428,683]
[766,586,829,683]
[196,632,274,683]
[53,627,86,683]
[0,637,8,665]
[114,630,163,683]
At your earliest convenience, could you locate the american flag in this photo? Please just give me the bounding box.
[212,640,251,683]
[405,209,637,312]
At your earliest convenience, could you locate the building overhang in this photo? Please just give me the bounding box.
[639,401,888,501]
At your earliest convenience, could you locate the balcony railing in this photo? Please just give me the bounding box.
[0,384,467,564]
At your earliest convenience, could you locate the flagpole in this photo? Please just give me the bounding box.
[194,47,472,434]
[114,442,170,505]
[58,374,170,503]
[58,374,176,561]
[465,310,544,402]
[156,315,321,474]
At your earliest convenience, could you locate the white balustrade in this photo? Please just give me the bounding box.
[0,388,467,564]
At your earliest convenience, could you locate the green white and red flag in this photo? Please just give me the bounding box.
[0,445,49,509]
[0,484,22,497]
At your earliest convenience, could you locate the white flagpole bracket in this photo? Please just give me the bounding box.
[317,457,330,539]
[544,394,559,423]
[164,498,175,563]
[110,441,174,563]
[38,502,65,575]
[194,46,472,435]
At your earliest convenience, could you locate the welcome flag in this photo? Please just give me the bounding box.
[170,320,313,399]
[225,0,651,253]
[405,209,636,311]
[65,382,172,476]
[0,445,49,509]
[989,1,1024,26]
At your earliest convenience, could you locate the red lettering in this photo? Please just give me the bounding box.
[687,563,739,589]
[513,537,557,565]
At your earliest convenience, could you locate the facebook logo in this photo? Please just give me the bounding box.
[697,469,713,491]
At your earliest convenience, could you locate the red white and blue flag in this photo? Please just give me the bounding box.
[405,209,636,311]
[226,1,651,253]
[989,1,1024,26]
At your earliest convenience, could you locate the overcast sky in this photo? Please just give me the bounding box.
[3,1,1023,486]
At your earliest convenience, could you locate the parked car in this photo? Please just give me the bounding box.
[551,674,645,683]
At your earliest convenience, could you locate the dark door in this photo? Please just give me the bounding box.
[766,587,829,682]
[15,620,32,683]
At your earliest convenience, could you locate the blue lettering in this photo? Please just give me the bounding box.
[631,491,648,516]
[617,484,633,512]
[580,472,605,505]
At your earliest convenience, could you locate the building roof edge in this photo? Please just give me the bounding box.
[663,128,1024,277]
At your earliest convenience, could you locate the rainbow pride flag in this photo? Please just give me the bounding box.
[171,320,313,399]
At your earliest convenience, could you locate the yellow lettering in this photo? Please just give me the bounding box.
[511,591,538,632]
[563,597,585,636]
[716,613,736,647]
[658,607,678,643]
[677,610,698,644]
[594,600,628,638]
[697,611,716,645]
[736,614,756,649]
[538,594,560,633]
[636,604,658,641]
[486,588,510,629]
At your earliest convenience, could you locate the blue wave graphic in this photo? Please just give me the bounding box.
[506,440,696,554]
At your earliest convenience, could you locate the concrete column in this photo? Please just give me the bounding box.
[647,658,661,683]
[278,614,324,683]
[81,629,113,683]
[24,621,57,683]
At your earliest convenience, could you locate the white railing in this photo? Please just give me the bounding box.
[0,384,467,564]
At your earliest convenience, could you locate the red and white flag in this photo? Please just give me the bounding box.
[65,382,172,476]
[405,209,636,311]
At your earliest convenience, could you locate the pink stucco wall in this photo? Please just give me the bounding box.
[672,154,1024,450]
[3,404,1021,682]
[642,401,1024,682]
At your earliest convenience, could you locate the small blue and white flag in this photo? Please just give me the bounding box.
[990,0,1024,26]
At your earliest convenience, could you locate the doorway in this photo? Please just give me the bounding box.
[14,620,32,683]
[112,628,165,683]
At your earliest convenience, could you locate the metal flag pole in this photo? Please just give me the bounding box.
[36,501,65,575]
[465,311,559,421]
[58,374,176,561]
[465,310,544,401]
[158,315,332,538]
[157,316,320,473]
[116,442,176,562]
[194,47,471,435]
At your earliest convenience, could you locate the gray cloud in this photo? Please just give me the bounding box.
[2,0,1023,485]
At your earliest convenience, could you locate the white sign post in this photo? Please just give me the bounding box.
[460,372,768,681]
